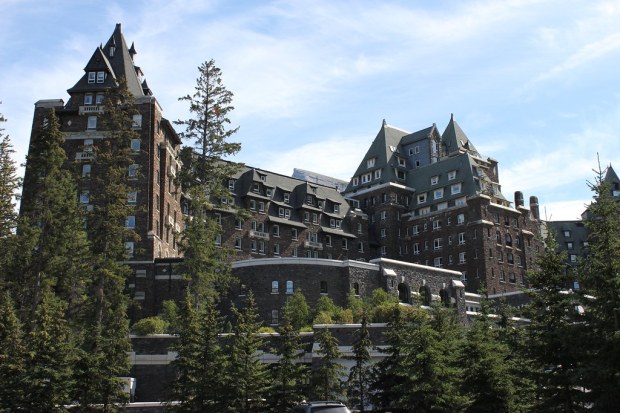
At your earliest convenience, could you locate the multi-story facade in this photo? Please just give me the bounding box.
[21,24,183,311]
[343,116,544,294]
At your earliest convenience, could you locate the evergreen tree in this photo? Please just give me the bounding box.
[266,311,308,412]
[22,289,76,412]
[283,288,310,330]
[397,306,467,412]
[0,291,26,411]
[168,296,228,412]
[311,327,345,401]
[226,291,269,412]
[346,312,372,412]
[73,79,137,411]
[13,108,91,325]
[175,59,243,303]
[0,106,20,239]
[369,305,410,411]
[460,299,516,413]
[577,164,620,410]
[526,229,587,412]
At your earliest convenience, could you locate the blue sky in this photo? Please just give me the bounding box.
[2,0,620,220]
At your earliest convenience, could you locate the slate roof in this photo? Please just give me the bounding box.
[67,23,145,98]
[441,114,480,157]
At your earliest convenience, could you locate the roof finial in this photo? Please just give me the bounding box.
[382,118,387,126]
[451,113,454,121]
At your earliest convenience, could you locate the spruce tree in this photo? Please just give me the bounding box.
[460,299,516,413]
[266,311,308,411]
[346,312,372,412]
[168,296,228,412]
[311,327,345,401]
[13,108,91,326]
[0,291,26,411]
[525,230,587,412]
[226,291,269,412]
[577,164,620,410]
[175,59,243,303]
[0,106,20,239]
[22,289,76,412]
[282,288,310,330]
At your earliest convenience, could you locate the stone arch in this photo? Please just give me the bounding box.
[398,283,410,303]
[439,289,450,307]
[419,285,432,306]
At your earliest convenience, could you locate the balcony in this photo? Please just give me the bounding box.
[75,151,94,161]
[304,240,323,250]
[79,105,104,115]
[249,230,270,240]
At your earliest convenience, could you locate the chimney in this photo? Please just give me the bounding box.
[515,191,524,208]
[529,196,540,220]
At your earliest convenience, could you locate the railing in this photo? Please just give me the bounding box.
[75,151,94,160]
[249,230,270,240]
[304,240,323,250]
[79,105,104,115]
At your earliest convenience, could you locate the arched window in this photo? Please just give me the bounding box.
[271,280,279,294]
[505,233,512,246]
[398,283,410,303]
[439,289,450,307]
[419,285,431,306]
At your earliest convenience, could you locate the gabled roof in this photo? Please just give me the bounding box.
[605,164,620,186]
[67,23,145,97]
[441,114,480,157]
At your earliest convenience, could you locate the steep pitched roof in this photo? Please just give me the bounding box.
[441,114,480,157]
[67,23,145,97]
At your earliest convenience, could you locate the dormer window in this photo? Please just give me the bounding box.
[431,175,439,185]
[367,158,376,168]
[283,192,290,204]
[88,72,96,84]
[96,71,105,83]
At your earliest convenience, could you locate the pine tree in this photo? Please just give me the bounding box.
[13,108,91,326]
[311,327,345,401]
[226,291,269,412]
[0,105,20,239]
[283,288,310,330]
[525,229,587,412]
[266,311,308,411]
[0,291,26,411]
[22,289,76,412]
[175,59,243,303]
[577,164,620,410]
[346,312,372,412]
[168,296,228,412]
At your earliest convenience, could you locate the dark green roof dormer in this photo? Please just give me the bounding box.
[441,114,480,157]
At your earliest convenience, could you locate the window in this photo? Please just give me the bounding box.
[457,213,465,225]
[362,173,372,183]
[434,188,444,199]
[505,233,512,246]
[434,257,443,268]
[284,192,290,203]
[509,272,516,283]
[367,158,376,168]
[252,183,260,193]
[413,243,420,254]
[459,252,466,264]
[358,242,364,252]
[234,238,241,249]
[451,183,462,195]
[320,281,328,294]
[325,235,332,246]
[458,232,465,245]
[380,228,386,239]
[132,114,142,129]
[333,204,340,214]
[304,212,309,222]
[125,215,136,228]
[228,179,236,191]
[251,240,257,252]
[292,247,298,257]
[433,238,442,250]
[272,225,280,237]
[380,211,387,220]
[96,71,105,83]
[419,207,430,215]
[417,193,427,204]
[130,139,140,152]
[437,202,448,211]
[433,220,441,230]
[381,245,387,256]
[507,253,514,264]
[352,177,359,186]
[80,191,90,204]
[567,242,574,250]
[563,230,571,238]
[448,170,456,180]
[312,213,318,224]
[128,164,139,178]
[84,94,93,105]
[87,116,97,130]
[128,191,137,204]
[273,243,280,255]
[88,72,96,83]
[570,254,577,263]
[259,202,265,213]
[96,93,104,104]
[258,240,265,254]
[374,169,381,179]
[82,164,91,178]
[214,213,222,226]
[342,238,348,250]
[250,200,256,211]
[286,281,294,294]
[292,228,298,240]
[125,242,135,258]
[431,175,439,185]
[271,309,279,325]
[413,225,419,235]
